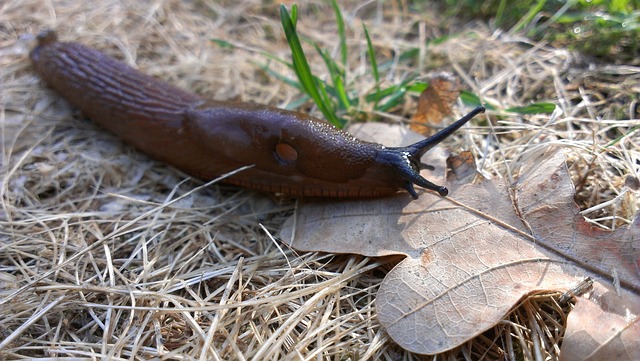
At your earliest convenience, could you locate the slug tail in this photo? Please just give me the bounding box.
[30,30,58,63]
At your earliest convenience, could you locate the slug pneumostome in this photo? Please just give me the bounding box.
[30,31,484,199]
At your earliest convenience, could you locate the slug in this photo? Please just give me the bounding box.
[30,30,484,199]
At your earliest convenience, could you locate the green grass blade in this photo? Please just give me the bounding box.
[280,4,343,127]
[312,43,350,110]
[362,23,380,83]
[316,81,336,114]
[290,4,298,27]
[255,62,304,91]
[211,38,295,69]
[605,125,640,148]
[210,39,235,48]
[460,91,493,109]
[506,102,556,114]
[496,0,508,25]
[377,87,408,112]
[459,90,480,106]
[363,23,381,108]
[372,76,416,112]
[511,0,548,33]
[280,5,314,95]
[364,85,397,103]
[407,82,429,93]
[331,0,348,71]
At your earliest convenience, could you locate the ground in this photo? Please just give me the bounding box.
[1,0,638,359]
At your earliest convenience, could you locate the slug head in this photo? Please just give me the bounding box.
[377,106,485,199]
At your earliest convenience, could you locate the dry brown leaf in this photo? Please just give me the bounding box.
[560,282,640,361]
[280,124,640,356]
[446,150,477,182]
[410,73,461,135]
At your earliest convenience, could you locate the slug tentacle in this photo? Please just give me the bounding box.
[376,106,486,199]
[406,106,485,159]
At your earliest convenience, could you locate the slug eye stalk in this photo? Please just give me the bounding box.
[378,106,485,199]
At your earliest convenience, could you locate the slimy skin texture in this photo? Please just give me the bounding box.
[30,31,484,199]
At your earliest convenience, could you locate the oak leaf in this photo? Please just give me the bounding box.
[279,123,640,357]
[410,73,461,135]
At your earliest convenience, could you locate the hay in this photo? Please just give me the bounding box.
[1,0,637,359]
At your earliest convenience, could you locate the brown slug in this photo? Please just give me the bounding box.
[30,30,484,199]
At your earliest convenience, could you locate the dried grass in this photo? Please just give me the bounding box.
[1,0,638,359]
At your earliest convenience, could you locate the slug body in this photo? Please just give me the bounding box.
[30,31,484,199]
